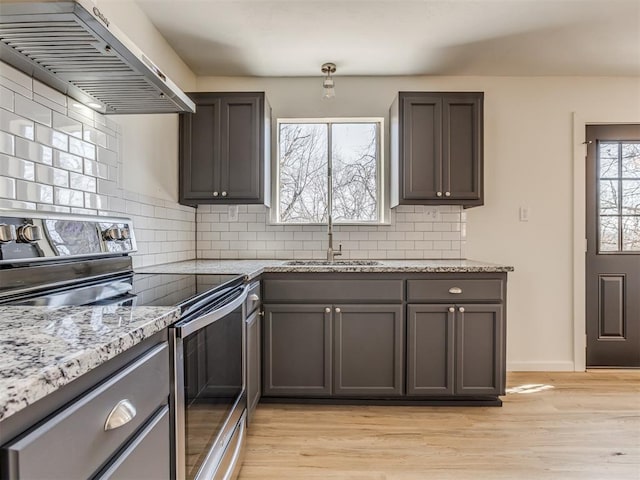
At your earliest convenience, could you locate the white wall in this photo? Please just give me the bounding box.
[197,75,640,370]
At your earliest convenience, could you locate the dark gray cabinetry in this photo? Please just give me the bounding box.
[246,281,262,425]
[262,304,332,396]
[390,92,483,207]
[179,92,271,206]
[0,334,170,479]
[333,305,404,397]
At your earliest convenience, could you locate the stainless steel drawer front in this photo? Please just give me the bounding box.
[3,343,169,480]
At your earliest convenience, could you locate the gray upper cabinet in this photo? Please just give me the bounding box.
[333,304,404,397]
[179,92,271,206]
[390,92,483,207]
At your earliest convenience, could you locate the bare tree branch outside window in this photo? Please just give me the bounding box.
[278,120,380,224]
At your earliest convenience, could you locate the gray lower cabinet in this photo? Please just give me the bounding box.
[262,304,331,396]
[246,308,261,424]
[407,304,504,396]
[333,304,404,397]
[0,335,170,480]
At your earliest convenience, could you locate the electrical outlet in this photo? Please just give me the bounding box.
[228,205,239,222]
[519,207,529,222]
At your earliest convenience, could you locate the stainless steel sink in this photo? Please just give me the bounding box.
[284,260,381,266]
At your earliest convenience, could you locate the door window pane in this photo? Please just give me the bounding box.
[599,180,619,214]
[331,123,378,222]
[622,180,640,215]
[599,143,619,178]
[599,216,619,252]
[621,143,640,178]
[622,216,640,251]
[278,123,328,223]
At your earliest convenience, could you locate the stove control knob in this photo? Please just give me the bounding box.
[17,224,42,243]
[0,224,17,243]
[120,226,130,240]
[103,226,122,241]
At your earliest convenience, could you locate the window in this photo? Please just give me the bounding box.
[276,119,383,224]
[598,141,640,252]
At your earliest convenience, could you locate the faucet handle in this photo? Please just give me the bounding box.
[335,244,343,256]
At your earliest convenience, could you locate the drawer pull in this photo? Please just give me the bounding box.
[459,307,465,313]
[104,399,137,431]
[249,294,260,302]
[448,307,455,313]
[448,287,463,294]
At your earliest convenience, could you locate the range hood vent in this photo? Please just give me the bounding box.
[0,1,195,114]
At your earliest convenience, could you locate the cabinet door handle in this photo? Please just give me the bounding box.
[436,191,443,197]
[335,307,341,313]
[324,307,331,313]
[448,307,455,313]
[458,307,465,313]
[448,287,463,294]
[221,191,228,197]
[213,191,219,197]
[104,399,136,431]
[249,294,260,302]
[445,191,451,197]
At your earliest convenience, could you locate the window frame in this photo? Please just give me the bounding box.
[272,117,386,225]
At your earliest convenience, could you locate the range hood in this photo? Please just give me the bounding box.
[0,0,195,114]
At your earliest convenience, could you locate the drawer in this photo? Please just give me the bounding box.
[245,281,261,315]
[407,279,503,303]
[3,343,169,480]
[263,279,404,303]
[95,406,170,480]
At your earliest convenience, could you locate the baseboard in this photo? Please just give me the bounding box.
[507,361,575,372]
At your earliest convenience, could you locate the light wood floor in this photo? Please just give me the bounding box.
[238,371,640,479]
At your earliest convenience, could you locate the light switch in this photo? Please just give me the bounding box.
[228,205,239,222]
[519,207,529,222]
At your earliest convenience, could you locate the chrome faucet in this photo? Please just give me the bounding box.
[326,215,342,262]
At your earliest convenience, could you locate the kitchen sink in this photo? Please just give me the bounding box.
[284,260,381,266]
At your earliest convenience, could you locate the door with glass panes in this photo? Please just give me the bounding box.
[586,124,640,367]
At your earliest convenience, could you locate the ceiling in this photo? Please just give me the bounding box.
[133,0,640,77]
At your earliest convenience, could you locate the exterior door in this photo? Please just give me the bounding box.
[586,124,640,367]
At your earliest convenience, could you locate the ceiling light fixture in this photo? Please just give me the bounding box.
[321,63,336,100]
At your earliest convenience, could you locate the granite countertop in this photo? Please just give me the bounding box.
[138,259,514,279]
[0,305,180,422]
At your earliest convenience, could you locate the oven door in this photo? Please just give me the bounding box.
[170,286,247,480]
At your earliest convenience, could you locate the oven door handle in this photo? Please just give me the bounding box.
[174,286,248,338]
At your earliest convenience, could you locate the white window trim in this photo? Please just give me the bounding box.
[271,117,387,225]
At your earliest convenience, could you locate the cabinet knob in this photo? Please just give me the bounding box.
[448,287,463,294]
[448,307,455,313]
[0,224,16,243]
[445,191,451,197]
[213,191,219,197]
[104,399,136,431]
[335,307,341,313]
[221,191,228,197]
[436,191,443,197]
[17,224,42,243]
[459,307,465,313]
[324,307,331,313]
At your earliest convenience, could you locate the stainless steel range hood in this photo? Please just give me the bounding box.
[0,0,195,114]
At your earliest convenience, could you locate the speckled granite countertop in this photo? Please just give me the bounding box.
[138,259,514,280]
[0,305,180,422]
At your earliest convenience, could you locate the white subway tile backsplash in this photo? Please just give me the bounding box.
[0,109,34,140]
[0,64,32,98]
[16,180,53,204]
[15,137,52,165]
[0,176,16,199]
[97,146,117,166]
[37,204,70,213]
[53,150,83,172]
[33,93,66,115]
[14,95,51,126]
[53,187,85,207]
[0,198,35,210]
[84,192,107,209]
[0,155,35,181]
[83,125,107,147]
[35,124,68,150]
[0,86,14,112]
[0,131,15,156]
[69,172,96,192]
[33,80,67,108]
[83,159,109,179]
[52,111,82,138]
[69,136,96,160]
[35,164,68,187]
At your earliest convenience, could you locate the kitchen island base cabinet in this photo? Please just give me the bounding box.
[262,304,331,397]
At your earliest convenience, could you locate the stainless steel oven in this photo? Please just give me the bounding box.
[170,283,248,480]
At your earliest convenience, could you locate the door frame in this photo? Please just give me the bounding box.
[572,113,639,371]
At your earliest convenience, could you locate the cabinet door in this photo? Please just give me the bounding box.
[401,94,442,200]
[179,97,221,202]
[455,304,504,395]
[442,93,483,203]
[220,96,261,201]
[406,304,455,395]
[262,304,331,396]
[246,309,261,424]
[333,305,404,397]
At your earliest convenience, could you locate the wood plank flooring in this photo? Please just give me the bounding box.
[238,371,640,479]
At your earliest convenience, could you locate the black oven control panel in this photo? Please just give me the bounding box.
[0,210,136,264]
